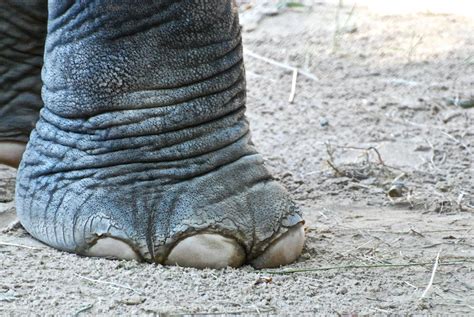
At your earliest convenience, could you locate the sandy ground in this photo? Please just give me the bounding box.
[1,1,473,315]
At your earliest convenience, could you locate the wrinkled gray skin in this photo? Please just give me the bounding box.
[1,0,302,264]
[0,1,45,143]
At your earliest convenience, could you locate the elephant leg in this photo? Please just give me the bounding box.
[0,0,47,167]
[15,0,305,268]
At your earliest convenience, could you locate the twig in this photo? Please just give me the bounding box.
[335,145,384,165]
[309,228,471,234]
[186,308,275,315]
[326,159,343,176]
[325,142,336,162]
[442,112,462,123]
[288,68,298,103]
[342,239,374,256]
[264,260,473,275]
[420,249,442,300]
[440,131,472,155]
[243,49,319,81]
[404,281,419,290]
[74,303,95,316]
[73,273,143,294]
[0,241,40,250]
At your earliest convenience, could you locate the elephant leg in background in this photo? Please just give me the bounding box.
[14,0,305,269]
[0,0,47,168]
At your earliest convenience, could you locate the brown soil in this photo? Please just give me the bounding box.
[1,1,473,315]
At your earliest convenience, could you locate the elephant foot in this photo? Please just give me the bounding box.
[0,141,26,168]
[12,0,305,269]
[84,224,305,269]
[17,137,305,268]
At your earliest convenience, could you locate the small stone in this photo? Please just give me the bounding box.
[387,182,406,197]
[435,181,450,192]
[0,290,17,302]
[255,276,273,285]
[319,117,329,127]
[118,295,145,305]
[337,287,348,295]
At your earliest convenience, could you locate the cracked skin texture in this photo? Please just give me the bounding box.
[10,0,304,265]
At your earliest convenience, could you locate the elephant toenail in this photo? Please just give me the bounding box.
[84,237,140,261]
[164,233,246,269]
[250,223,305,269]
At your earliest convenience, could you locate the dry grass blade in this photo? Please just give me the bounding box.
[0,241,40,250]
[264,260,473,275]
[73,273,143,295]
[243,49,319,81]
[420,249,442,300]
[288,68,298,103]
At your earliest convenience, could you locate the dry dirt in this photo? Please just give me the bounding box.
[1,1,473,315]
